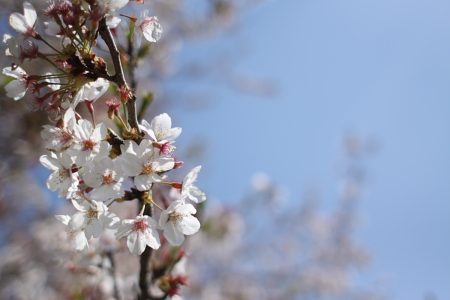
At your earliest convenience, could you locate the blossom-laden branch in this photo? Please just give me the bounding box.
[2,1,205,299]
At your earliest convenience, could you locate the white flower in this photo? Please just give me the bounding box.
[55,215,89,251]
[133,10,162,48]
[3,34,21,58]
[3,66,29,100]
[181,166,206,203]
[68,199,120,239]
[41,107,76,152]
[119,140,174,191]
[73,78,109,107]
[83,157,126,201]
[40,152,79,199]
[9,1,37,37]
[115,215,161,255]
[159,200,200,246]
[139,113,181,143]
[68,120,111,167]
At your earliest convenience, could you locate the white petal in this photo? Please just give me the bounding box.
[23,2,37,28]
[39,155,61,171]
[99,211,120,229]
[127,231,146,255]
[4,80,27,100]
[144,227,161,249]
[85,219,103,239]
[115,220,134,239]
[164,221,184,246]
[119,153,142,176]
[187,186,206,203]
[3,66,26,79]
[69,212,87,232]
[55,215,71,226]
[134,174,152,191]
[9,13,28,35]
[180,215,200,235]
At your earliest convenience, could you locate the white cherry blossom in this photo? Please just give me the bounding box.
[55,215,89,251]
[68,120,111,167]
[3,34,21,58]
[41,107,76,152]
[9,2,37,37]
[83,157,125,201]
[181,166,206,203]
[73,78,110,107]
[3,66,29,100]
[139,113,181,143]
[119,140,174,191]
[68,199,120,239]
[133,10,162,48]
[40,152,79,199]
[115,215,161,255]
[159,200,200,246]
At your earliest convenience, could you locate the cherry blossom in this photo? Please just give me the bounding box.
[159,200,200,246]
[3,66,29,100]
[3,34,21,58]
[41,107,76,152]
[115,215,161,255]
[83,157,126,201]
[9,2,37,37]
[133,10,162,48]
[67,120,111,167]
[181,166,206,203]
[55,215,89,251]
[40,152,79,199]
[68,199,120,239]
[139,113,181,143]
[73,78,110,107]
[119,140,174,191]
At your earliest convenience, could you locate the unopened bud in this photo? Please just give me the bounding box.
[173,161,184,169]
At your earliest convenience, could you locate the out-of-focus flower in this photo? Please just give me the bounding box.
[55,215,89,251]
[115,215,161,255]
[133,10,162,48]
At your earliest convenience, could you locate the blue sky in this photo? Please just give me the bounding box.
[168,1,450,299]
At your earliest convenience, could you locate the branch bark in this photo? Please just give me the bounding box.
[98,17,140,132]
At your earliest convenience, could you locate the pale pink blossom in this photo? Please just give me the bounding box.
[133,10,162,48]
[40,152,79,199]
[3,66,29,100]
[83,157,126,201]
[41,107,76,152]
[139,113,181,143]
[181,166,206,203]
[55,215,89,251]
[119,140,174,191]
[115,215,161,255]
[159,200,200,246]
[68,199,120,239]
[9,2,37,37]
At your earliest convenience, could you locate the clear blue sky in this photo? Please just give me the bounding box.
[168,1,450,299]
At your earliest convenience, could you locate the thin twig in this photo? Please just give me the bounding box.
[98,17,140,131]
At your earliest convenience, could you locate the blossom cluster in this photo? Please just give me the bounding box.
[44,111,205,255]
[2,1,206,257]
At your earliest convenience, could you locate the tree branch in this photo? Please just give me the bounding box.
[98,17,140,131]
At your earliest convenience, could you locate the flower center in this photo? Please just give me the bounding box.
[82,139,96,151]
[142,163,153,175]
[85,208,98,219]
[102,172,115,184]
[134,220,149,233]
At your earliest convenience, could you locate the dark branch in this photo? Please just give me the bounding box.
[98,17,140,132]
